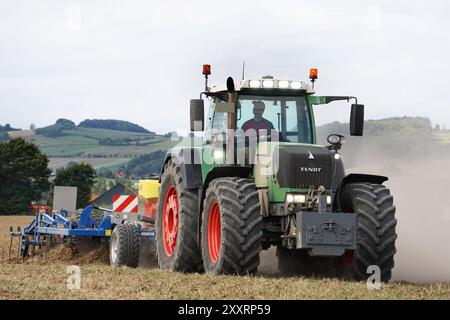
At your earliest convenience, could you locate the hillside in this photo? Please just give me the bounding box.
[316,116,450,168]
[35,118,76,137]
[22,121,174,173]
[78,119,153,134]
[6,115,450,177]
[0,124,20,141]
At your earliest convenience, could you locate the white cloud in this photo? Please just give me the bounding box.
[1,0,450,132]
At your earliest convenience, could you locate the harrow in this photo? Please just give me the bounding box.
[9,205,156,268]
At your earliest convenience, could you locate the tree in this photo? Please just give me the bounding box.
[53,162,96,208]
[0,138,51,214]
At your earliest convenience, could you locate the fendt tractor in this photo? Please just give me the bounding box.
[156,65,397,281]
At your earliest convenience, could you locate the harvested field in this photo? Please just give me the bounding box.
[0,216,449,300]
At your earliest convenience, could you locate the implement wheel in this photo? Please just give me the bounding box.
[110,224,140,268]
[201,177,262,275]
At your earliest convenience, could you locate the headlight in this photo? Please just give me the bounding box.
[262,80,274,88]
[249,80,261,88]
[278,80,289,89]
[326,195,332,205]
[334,153,340,160]
[294,194,306,203]
[286,193,306,204]
[286,194,294,203]
[290,81,302,89]
[213,149,224,162]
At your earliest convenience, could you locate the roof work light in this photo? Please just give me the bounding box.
[309,68,318,80]
[202,64,211,76]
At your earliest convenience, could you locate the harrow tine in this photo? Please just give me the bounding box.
[8,231,13,261]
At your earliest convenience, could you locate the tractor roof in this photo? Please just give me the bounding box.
[209,79,315,94]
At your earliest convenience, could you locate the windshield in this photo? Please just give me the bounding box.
[236,94,313,143]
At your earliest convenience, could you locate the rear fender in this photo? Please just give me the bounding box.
[159,148,203,189]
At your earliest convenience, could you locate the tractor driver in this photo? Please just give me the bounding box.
[241,101,275,136]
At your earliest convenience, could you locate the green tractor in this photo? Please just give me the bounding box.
[156,65,397,282]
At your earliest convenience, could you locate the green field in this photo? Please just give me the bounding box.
[24,127,174,170]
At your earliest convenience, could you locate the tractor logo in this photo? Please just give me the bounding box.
[300,167,322,173]
[308,151,315,160]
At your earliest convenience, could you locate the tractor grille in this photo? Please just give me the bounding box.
[275,145,332,189]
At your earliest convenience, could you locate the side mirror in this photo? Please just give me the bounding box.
[190,99,204,131]
[350,104,364,136]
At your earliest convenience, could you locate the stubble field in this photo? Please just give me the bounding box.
[0,216,449,300]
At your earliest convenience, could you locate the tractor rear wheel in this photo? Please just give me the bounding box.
[109,224,140,268]
[341,183,397,282]
[156,159,203,272]
[201,177,262,275]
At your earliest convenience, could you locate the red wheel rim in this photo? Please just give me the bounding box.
[162,186,178,256]
[208,201,221,263]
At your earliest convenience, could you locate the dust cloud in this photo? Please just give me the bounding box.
[352,157,450,283]
[258,145,450,284]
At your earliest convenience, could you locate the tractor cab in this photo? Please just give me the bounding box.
[206,81,314,145]
[191,66,364,144]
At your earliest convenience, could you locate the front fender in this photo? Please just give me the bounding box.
[334,173,388,212]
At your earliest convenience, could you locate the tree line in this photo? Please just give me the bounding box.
[0,138,96,214]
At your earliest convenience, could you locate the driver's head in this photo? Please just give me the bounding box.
[252,101,265,120]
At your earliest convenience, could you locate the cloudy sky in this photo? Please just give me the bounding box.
[1,0,449,133]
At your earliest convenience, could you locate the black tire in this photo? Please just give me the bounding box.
[342,183,397,282]
[276,246,338,277]
[156,158,203,272]
[201,177,262,275]
[109,224,140,268]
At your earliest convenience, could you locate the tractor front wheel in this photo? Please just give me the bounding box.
[341,183,397,282]
[201,177,262,275]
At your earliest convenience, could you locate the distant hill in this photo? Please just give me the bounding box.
[0,124,20,132]
[317,116,433,140]
[0,123,20,141]
[125,150,166,178]
[78,119,153,134]
[24,123,174,173]
[0,131,8,142]
[316,116,449,168]
[35,119,76,137]
[9,115,449,177]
